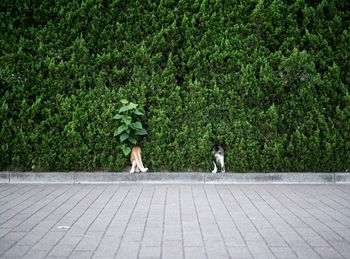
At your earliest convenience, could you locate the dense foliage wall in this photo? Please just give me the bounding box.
[1,0,349,172]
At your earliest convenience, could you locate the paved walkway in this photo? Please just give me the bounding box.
[0,184,349,259]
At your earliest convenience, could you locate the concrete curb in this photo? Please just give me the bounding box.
[0,172,349,184]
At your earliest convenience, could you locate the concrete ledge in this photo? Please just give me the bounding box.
[140,172,204,184]
[205,173,335,184]
[75,172,138,184]
[10,172,74,183]
[206,173,267,184]
[0,172,348,184]
[335,173,350,183]
[0,172,10,183]
[272,173,334,184]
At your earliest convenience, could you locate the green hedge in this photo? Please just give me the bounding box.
[1,0,349,172]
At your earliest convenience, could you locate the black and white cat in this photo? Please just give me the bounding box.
[212,146,225,173]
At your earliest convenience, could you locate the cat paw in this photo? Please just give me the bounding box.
[129,170,135,174]
[141,168,148,173]
[211,170,217,173]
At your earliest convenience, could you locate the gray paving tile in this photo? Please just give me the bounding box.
[228,247,253,259]
[184,246,206,259]
[270,247,297,258]
[23,249,49,259]
[246,240,275,259]
[139,245,161,258]
[2,245,31,257]
[115,241,139,259]
[162,245,183,259]
[47,244,74,257]
[313,246,344,259]
[330,240,350,258]
[292,244,322,259]
[70,250,94,258]
[206,241,230,259]
[0,184,349,259]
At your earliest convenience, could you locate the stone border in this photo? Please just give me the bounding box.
[0,172,349,184]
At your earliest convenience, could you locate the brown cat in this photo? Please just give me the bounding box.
[129,146,148,173]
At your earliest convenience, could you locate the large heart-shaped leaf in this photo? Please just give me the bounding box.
[128,136,137,145]
[122,116,132,125]
[121,145,131,156]
[114,124,127,136]
[120,133,129,142]
[120,99,128,105]
[119,102,138,113]
[136,128,148,135]
[130,122,142,130]
[133,109,144,116]
[113,114,123,120]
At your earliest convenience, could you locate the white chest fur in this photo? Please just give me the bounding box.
[212,153,225,173]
